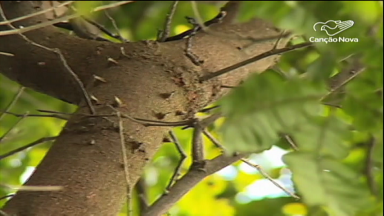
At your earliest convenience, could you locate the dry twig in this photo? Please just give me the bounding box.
[0,1,133,36]
[0,136,58,160]
[0,4,96,114]
[158,1,179,42]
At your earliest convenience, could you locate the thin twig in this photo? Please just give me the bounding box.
[365,136,378,197]
[272,30,286,50]
[283,134,299,151]
[198,105,219,114]
[198,112,222,128]
[110,115,193,127]
[142,153,245,216]
[38,108,194,127]
[191,122,205,170]
[190,1,206,32]
[0,136,57,160]
[189,1,289,45]
[203,129,300,199]
[165,131,187,193]
[0,210,9,216]
[199,42,313,82]
[0,86,24,122]
[241,159,300,199]
[67,3,127,42]
[108,105,194,127]
[240,32,293,56]
[103,10,128,42]
[0,112,29,143]
[0,51,14,56]
[0,1,74,25]
[49,1,60,19]
[37,109,71,114]
[116,111,133,216]
[53,48,96,114]
[0,1,133,36]
[158,1,179,42]
[163,6,226,42]
[135,177,149,213]
[1,110,69,120]
[220,85,235,89]
[0,184,63,192]
[93,2,133,12]
[0,194,14,201]
[321,65,366,101]
[184,17,204,65]
[80,17,122,41]
[202,129,224,151]
[0,6,95,114]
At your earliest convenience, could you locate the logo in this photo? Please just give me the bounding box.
[310,20,358,44]
[313,20,354,36]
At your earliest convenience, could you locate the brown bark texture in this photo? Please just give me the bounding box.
[0,1,288,215]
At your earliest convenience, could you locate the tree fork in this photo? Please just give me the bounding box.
[0,1,288,215]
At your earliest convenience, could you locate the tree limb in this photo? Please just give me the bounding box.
[0,1,291,215]
[142,153,246,216]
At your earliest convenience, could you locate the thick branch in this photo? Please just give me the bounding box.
[0,1,290,215]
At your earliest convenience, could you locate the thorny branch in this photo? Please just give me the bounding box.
[1,2,313,215]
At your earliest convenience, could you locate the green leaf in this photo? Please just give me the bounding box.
[218,71,327,153]
[342,93,383,132]
[75,1,101,16]
[342,1,383,24]
[284,152,373,216]
[292,115,351,159]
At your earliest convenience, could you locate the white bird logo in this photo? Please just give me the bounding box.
[313,20,354,36]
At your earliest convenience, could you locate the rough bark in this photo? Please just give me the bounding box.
[0,1,288,215]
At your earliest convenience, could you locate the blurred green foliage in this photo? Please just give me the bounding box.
[0,1,382,216]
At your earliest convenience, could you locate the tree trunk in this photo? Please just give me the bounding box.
[0,1,287,215]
